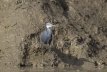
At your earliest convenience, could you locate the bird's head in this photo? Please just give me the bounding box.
[46,23,56,28]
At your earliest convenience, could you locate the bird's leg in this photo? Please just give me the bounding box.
[40,42,44,65]
[47,39,51,53]
[48,44,51,54]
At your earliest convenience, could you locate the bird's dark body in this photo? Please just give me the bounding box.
[41,28,52,45]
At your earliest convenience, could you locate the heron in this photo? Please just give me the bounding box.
[40,23,56,63]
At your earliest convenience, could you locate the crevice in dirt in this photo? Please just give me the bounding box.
[42,2,54,16]
[30,33,36,39]
[19,32,47,67]
[16,0,23,4]
[19,35,33,67]
[104,0,107,2]
[58,0,69,11]
[87,36,100,57]
[58,0,69,19]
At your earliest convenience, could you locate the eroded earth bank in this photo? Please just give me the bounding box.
[0,0,107,71]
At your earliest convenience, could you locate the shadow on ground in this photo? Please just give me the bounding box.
[51,47,91,66]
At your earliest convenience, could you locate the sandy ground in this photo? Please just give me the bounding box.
[0,0,107,71]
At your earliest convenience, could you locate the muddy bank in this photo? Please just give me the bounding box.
[0,0,107,70]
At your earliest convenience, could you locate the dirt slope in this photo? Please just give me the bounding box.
[0,0,107,69]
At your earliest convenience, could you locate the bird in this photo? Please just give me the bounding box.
[40,23,56,64]
[41,23,56,46]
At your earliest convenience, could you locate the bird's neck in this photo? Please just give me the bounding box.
[46,28,51,33]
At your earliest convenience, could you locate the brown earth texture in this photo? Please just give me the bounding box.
[0,0,107,72]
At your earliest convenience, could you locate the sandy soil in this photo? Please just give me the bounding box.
[0,0,107,71]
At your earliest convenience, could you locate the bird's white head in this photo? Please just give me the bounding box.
[46,23,56,28]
